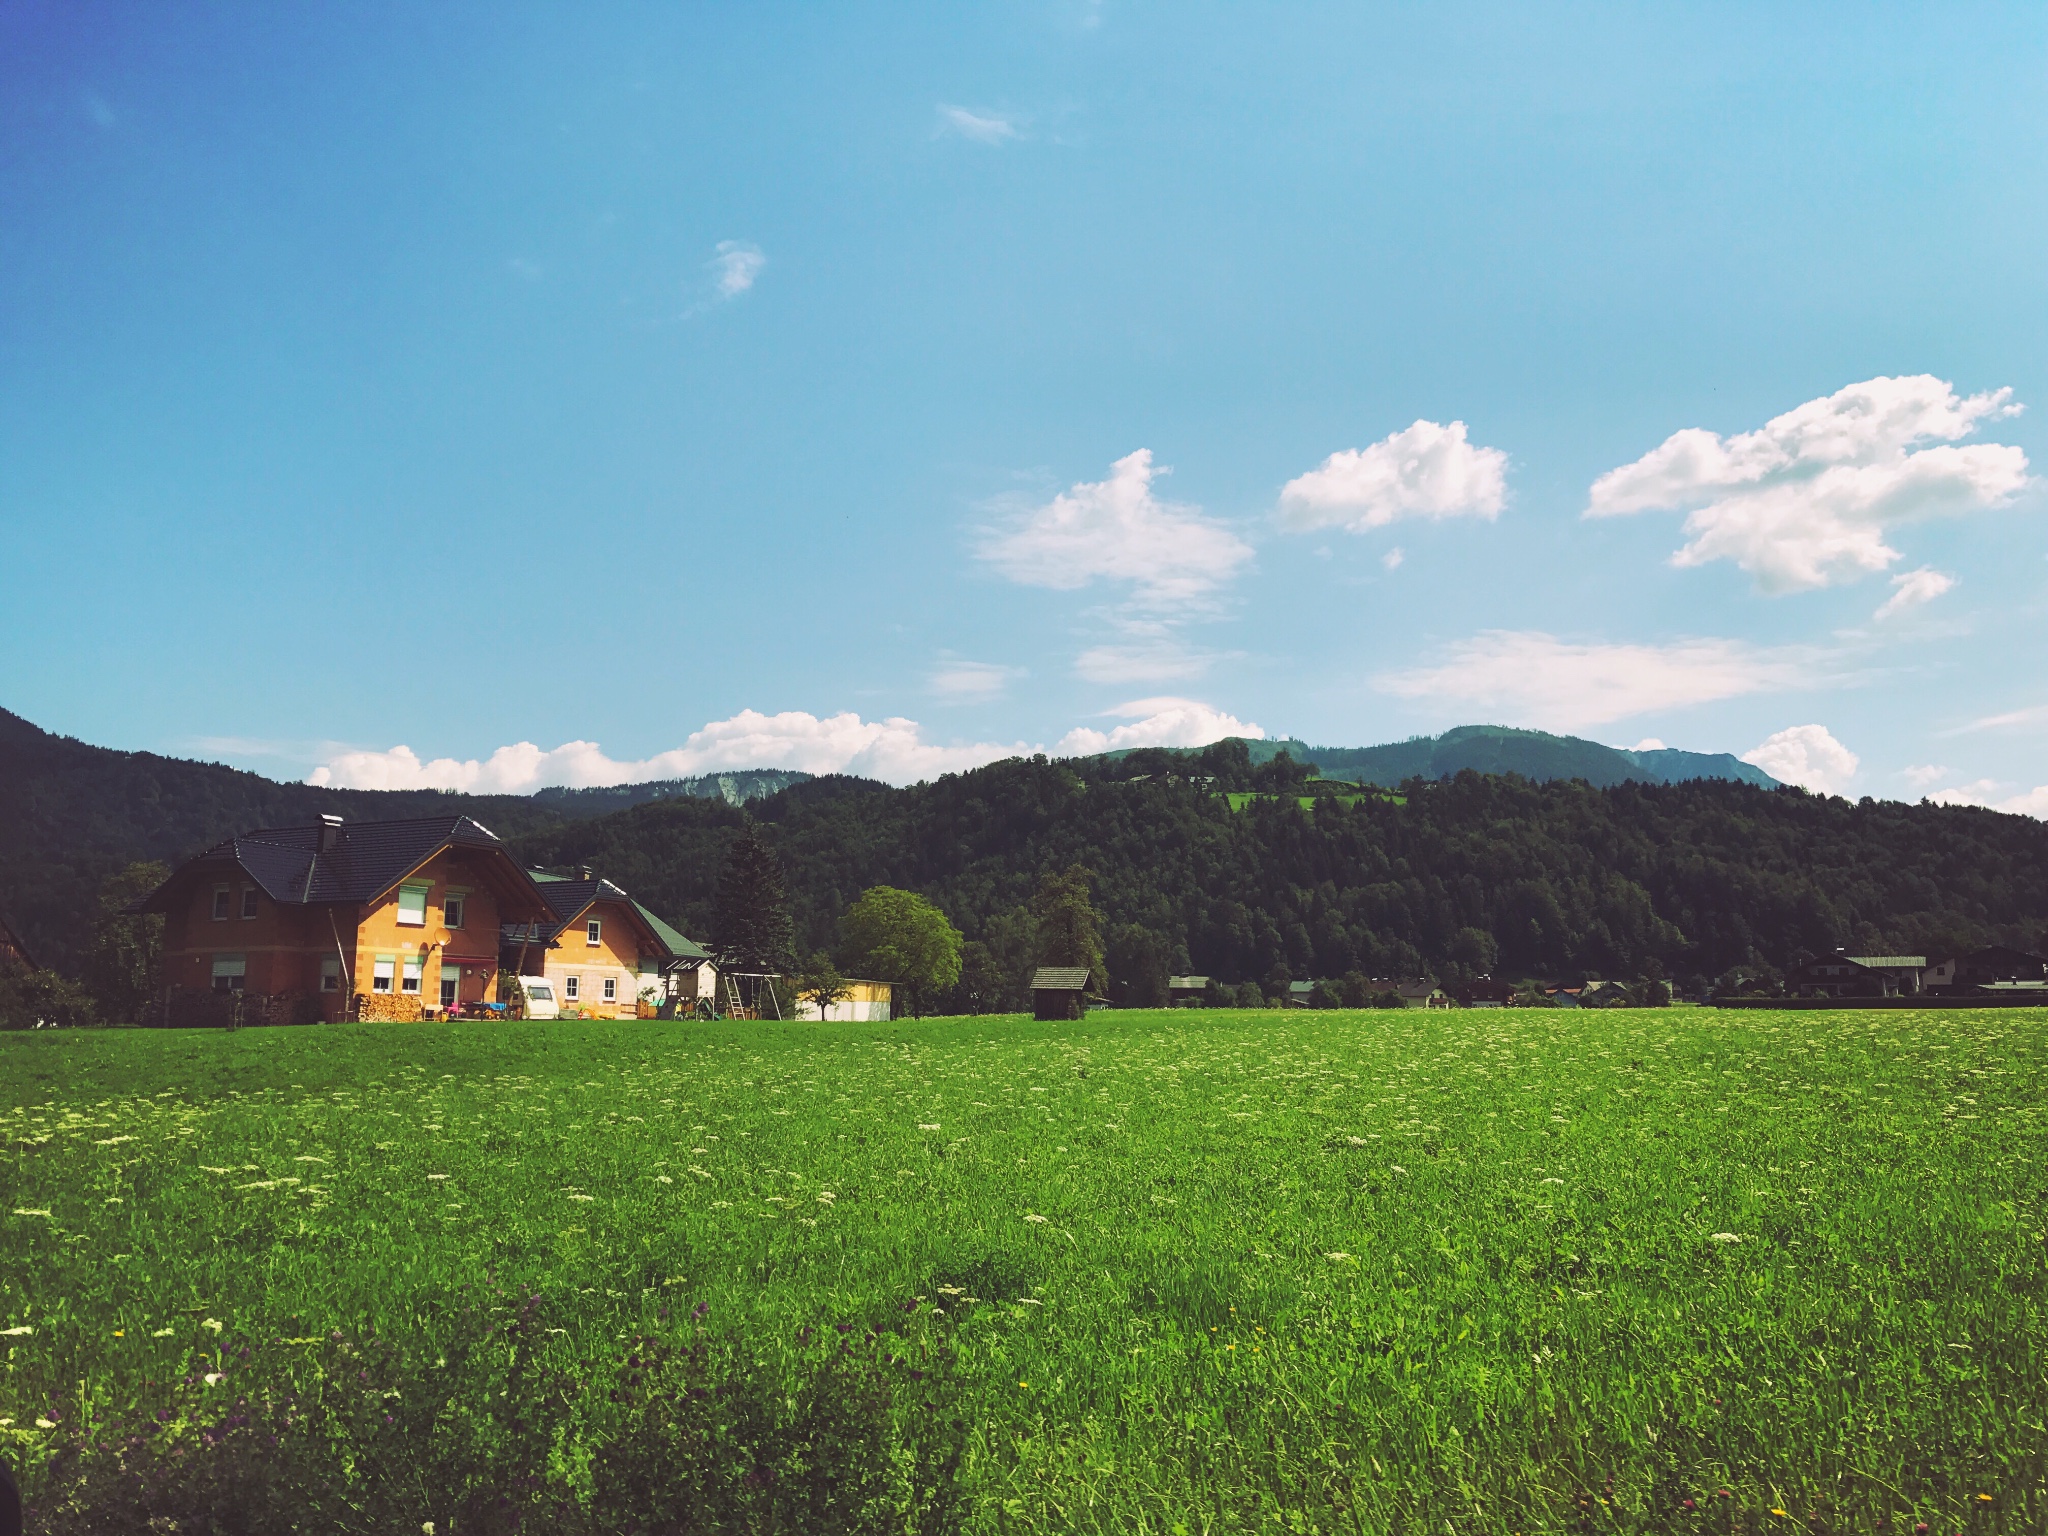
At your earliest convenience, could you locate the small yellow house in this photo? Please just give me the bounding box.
[504,871,710,1019]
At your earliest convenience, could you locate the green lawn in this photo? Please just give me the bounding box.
[4,1008,2045,1533]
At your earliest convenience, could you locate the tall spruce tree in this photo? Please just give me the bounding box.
[710,821,795,974]
[1030,863,1107,993]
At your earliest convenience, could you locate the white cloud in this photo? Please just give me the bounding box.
[1586,375,2029,592]
[1279,419,1508,533]
[1873,566,1956,620]
[709,241,765,299]
[1924,778,2048,817]
[1051,697,1262,757]
[1942,701,2048,735]
[307,699,1262,791]
[1072,621,1226,684]
[937,105,1020,143]
[1901,763,1949,789]
[1741,725,1859,795]
[977,449,1254,611]
[929,660,1019,702]
[1374,630,1815,731]
[1381,546,1405,571]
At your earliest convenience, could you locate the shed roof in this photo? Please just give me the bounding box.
[1031,966,1091,990]
[1845,955,1926,969]
[1167,974,1208,989]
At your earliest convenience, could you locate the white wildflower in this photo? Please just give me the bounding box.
[1389,1165,1407,1175]
[1324,1251,1354,1262]
[202,1372,223,1386]
[1023,1213,1049,1224]
[655,1175,674,1184]
[152,1327,174,1337]
[427,1174,449,1181]
[12,1209,50,1218]
[34,1417,55,1430]
[203,1318,223,1332]
[1,1325,32,1337]
[1710,1232,1744,1244]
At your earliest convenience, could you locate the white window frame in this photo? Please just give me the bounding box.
[240,885,259,920]
[372,957,395,994]
[603,977,617,1002]
[396,883,430,927]
[564,975,580,1000]
[443,892,466,930]
[585,917,602,947]
[212,886,232,922]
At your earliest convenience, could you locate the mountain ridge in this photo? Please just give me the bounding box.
[1234,725,1778,790]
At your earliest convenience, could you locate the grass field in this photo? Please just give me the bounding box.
[4,1007,2045,1533]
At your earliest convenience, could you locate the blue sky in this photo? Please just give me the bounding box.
[4,2,2045,808]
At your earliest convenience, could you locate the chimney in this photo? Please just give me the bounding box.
[578,865,594,882]
[319,814,343,853]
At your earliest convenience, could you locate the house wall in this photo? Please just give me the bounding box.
[163,873,344,1011]
[351,847,514,1017]
[541,897,660,1018]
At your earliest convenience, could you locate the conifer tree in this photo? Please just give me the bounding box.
[1030,863,1107,993]
[710,821,795,974]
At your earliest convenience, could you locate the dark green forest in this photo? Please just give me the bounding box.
[8,708,2048,1003]
[513,742,2048,1002]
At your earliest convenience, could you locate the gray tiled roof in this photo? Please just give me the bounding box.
[141,815,512,911]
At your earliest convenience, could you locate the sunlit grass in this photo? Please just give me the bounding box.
[4,1007,2045,1531]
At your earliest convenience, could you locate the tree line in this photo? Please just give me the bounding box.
[11,740,2048,1025]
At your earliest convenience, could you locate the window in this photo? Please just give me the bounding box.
[440,966,460,1008]
[564,975,580,1000]
[212,886,231,921]
[443,893,465,929]
[240,886,259,920]
[211,956,246,993]
[320,958,342,993]
[602,977,617,1002]
[401,956,423,994]
[396,884,429,927]
[586,918,602,947]
[372,957,395,994]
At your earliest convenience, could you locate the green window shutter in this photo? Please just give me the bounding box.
[397,884,429,925]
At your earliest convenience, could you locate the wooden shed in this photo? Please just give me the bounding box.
[1031,966,1091,1021]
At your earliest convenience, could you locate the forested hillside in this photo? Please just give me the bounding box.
[9,709,2046,997]
[513,743,2048,1002]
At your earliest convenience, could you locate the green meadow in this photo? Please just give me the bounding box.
[4,1007,2045,1533]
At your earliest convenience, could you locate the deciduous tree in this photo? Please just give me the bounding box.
[838,886,962,1018]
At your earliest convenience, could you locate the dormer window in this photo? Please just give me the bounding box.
[586,918,601,947]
